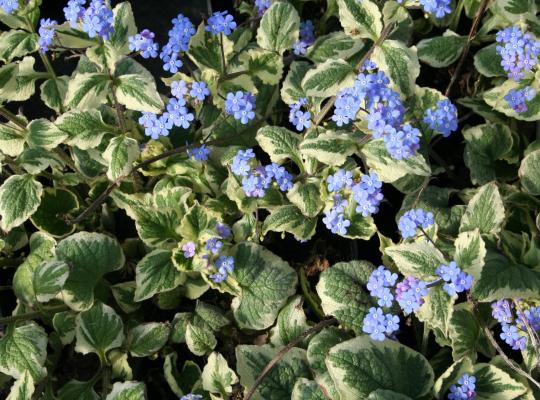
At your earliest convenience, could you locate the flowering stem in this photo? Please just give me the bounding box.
[445,0,491,97]
[0,304,69,326]
[299,267,325,320]
[220,32,228,75]
[244,317,338,400]
[513,300,540,358]
[0,107,26,130]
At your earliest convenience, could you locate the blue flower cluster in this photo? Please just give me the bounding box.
[332,62,422,160]
[225,91,256,124]
[38,19,57,52]
[180,394,203,400]
[231,149,294,198]
[209,255,235,283]
[363,307,400,341]
[322,170,383,235]
[206,11,237,36]
[496,26,540,81]
[0,0,18,14]
[367,265,398,307]
[423,99,458,137]
[435,261,473,296]
[395,276,429,314]
[77,0,114,39]
[255,0,271,16]
[293,20,316,55]
[448,374,476,400]
[420,0,452,18]
[504,87,536,114]
[491,299,540,351]
[159,13,196,74]
[129,29,159,59]
[288,98,311,131]
[188,144,211,161]
[398,208,435,238]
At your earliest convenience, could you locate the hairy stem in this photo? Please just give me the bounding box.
[244,317,338,400]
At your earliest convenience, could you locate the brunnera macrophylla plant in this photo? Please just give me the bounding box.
[0,0,540,398]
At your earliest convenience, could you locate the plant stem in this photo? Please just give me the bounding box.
[421,322,430,356]
[0,107,26,129]
[220,33,228,75]
[0,304,69,326]
[244,317,338,400]
[299,268,325,320]
[445,0,491,97]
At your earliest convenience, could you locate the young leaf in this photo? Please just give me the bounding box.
[0,122,25,157]
[262,205,318,241]
[291,379,327,400]
[474,43,505,77]
[307,31,365,63]
[55,109,116,150]
[299,131,357,166]
[385,242,445,280]
[65,72,110,110]
[256,125,303,167]
[201,352,238,396]
[473,363,527,400]
[307,327,351,375]
[6,370,35,400]
[417,32,466,68]
[127,323,170,358]
[454,229,486,280]
[0,322,48,381]
[53,311,77,345]
[114,73,163,113]
[30,187,79,237]
[459,182,505,235]
[75,301,125,360]
[185,322,217,356]
[0,30,38,62]
[256,2,300,55]
[0,174,43,232]
[269,295,310,347]
[57,232,125,311]
[103,135,140,181]
[337,0,383,40]
[236,345,311,400]
[27,118,69,150]
[105,381,146,400]
[230,242,297,330]
[40,76,69,113]
[301,59,356,99]
[286,179,324,218]
[519,149,540,195]
[316,261,374,334]
[32,259,69,303]
[326,336,434,399]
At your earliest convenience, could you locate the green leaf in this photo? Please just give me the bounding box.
[18,147,64,174]
[299,131,357,167]
[316,261,374,334]
[269,295,310,347]
[179,203,217,242]
[286,179,324,218]
[489,0,536,23]
[105,381,146,400]
[484,79,540,121]
[55,110,115,150]
[385,242,445,280]
[0,122,25,157]
[32,259,69,303]
[57,232,125,311]
[301,59,356,98]
[337,0,383,40]
[281,61,312,104]
[262,205,317,241]
[460,182,505,235]
[0,174,43,232]
[519,149,540,195]
[40,76,69,113]
[75,301,125,360]
[111,282,139,314]
[107,2,138,55]
[454,229,486,280]
[53,311,77,345]
[193,301,230,332]
[472,251,540,302]
[448,304,490,362]
[114,73,163,113]
[256,2,300,55]
[307,327,351,375]
[239,49,284,85]
[236,345,311,400]
[326,336,434,399]
[202,352,238,396]
[342,212,377,240]
[291,379,327,400]
[57,379,99,400]
[0,57,41,102]
[12,233,56,305]
[367,390,413,400]
[230,242,297,330]
[372,40,420,97]
[188,23,233,73]
[109,350,133,381]
[0,30,38,62]
[65,72,110,110]
[433,358,474,399]
[415,286,455,337]
[6,370,35,400]
[128,323,170,357]
[103,135,140,180]
[27,118,69,150]
[308,31,365,63]
[463,123,514,185]
[361,139,431,182]
[474,44,506,77]
[30,187,79,237]
[185,322,217,356]
[473,363,527,400]
[134,249,184,302]
[0,322,47,381]
[417,32,466,68]
[256,126,303,167]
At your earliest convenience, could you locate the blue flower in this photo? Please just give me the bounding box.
[519,306,540,331]
[216,222,232,238]
[129,29,159,59]
[225,91,256,124]
[163,55,183,73]
[241,167,271,197]
[38,19,57,52]
[491,299,514,324]
[398,208,435,239]
[171,80,189,98]
[496,26,540,81]
[436,261,473,296]
[327,170,353,192]
[190,81,210,101]
[291,111,312,131]
[500,323,527,350]
[322,205,350,235]
[362,307,400,341]
[182,241,196,258]
[265,163,294,192]
[231,149,255,176]
[423,99,458,137]
[188,145,211,161]
[180,394,203,400]
[395,276,428,314]
[448,373,477,400]
[205,237,223,255]
[255,0,271,15]
[0,0,19,14]
[292,40,308,55]
[420,0,452,18]
[206,11,237,36]
[216,255,235,274]
[64,0,86,27]
[505,87,536,113]
[351,172,383,217]
[81,0,114,39]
